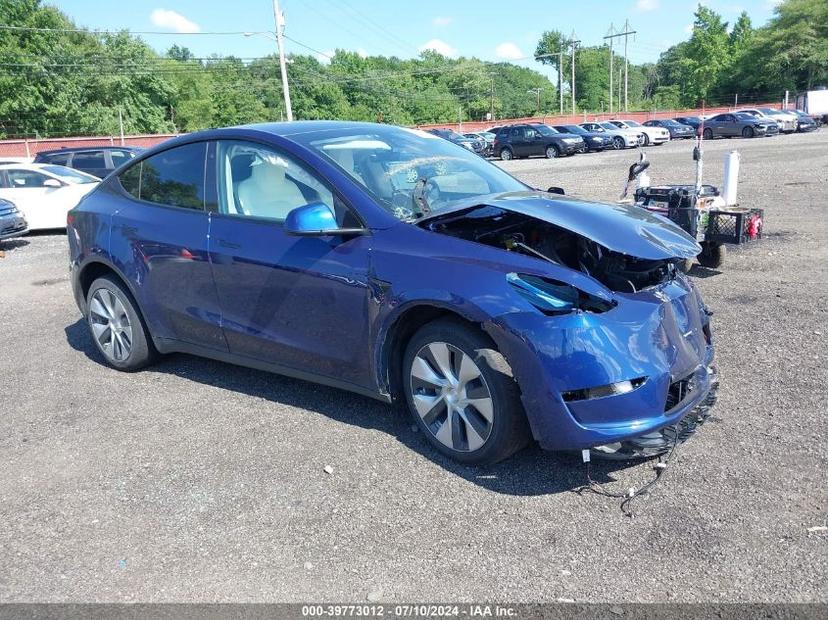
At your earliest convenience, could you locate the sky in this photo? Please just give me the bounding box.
[53,0,783,82]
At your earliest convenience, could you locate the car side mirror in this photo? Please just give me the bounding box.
[284,202,365,237]
[547,186,565,195]
[43,179,62,188]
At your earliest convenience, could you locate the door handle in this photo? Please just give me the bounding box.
[217,239,241,249]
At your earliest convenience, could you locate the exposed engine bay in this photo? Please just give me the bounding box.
[420,205,681,293]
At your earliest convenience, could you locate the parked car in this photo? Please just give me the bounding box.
[643,119,696,139]
[34,146,144,178]
[0,163,99,230]
[67,121,717,464]
[0,198,28,241]
[423,128,486,155]
[791,110,818,132]
[463,131,495,156]
[579,121,642,149]
[552,124,614,152]
[609,119,670,146]
[493,124,584,160]
[735,108,795,133]
[701,112,779,139]
[674,116,703,131]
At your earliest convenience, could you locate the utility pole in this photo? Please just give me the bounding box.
[118,107,125,146]
[527,88,542,116]
[271,0,293,121]
[570,31,580,115]
[605,22,636,115]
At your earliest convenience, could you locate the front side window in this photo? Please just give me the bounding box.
[216,140,334,222]
[139,142,206,210]
[5,169,50,188]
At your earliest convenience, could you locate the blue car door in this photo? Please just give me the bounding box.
[207,139,374,390]
[108,141,227,352]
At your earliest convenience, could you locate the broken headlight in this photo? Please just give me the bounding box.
[506,273,615,315]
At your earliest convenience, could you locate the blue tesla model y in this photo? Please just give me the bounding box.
[67,121,718,464]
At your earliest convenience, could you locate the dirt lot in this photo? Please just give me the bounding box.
[0,130,826,603]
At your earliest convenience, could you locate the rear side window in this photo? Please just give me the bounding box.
[72,151,106,169]
[109,150,133,168]
[118,142,206,210]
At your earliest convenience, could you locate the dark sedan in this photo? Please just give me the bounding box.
[702,112,779,139]
[0,198,28,241]
[644,118,696,139]
[792,110,818,132]
[552,124,614,152]
[423,128,486,155]
[674,116,703,131]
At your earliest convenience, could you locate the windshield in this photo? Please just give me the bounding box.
[735,113,755,121]
[300,126,527,220]
[759,108,779,114]
[598,122,617,131]
[621,120,642,127]
[533,125,559,136]
[560,125,586,134]
[41,165,98,184]
[661,120,681,127]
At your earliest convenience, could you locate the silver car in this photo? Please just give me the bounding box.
[702,112,779,139]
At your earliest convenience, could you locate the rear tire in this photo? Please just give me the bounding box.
[499,147,513,161]
[402,318,530,464]
[86,275,158,371]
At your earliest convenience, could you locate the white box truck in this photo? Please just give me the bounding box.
[795,89,828,123]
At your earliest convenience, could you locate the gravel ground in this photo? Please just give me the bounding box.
[0,130,826,603]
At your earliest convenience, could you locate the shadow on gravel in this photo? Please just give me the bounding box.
[0,238,30,252]
[687,265,722,279]
[65,318,640,497]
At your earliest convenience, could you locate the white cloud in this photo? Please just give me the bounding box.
[433,16,453,27]
[316,50,335,64]
[150,8,200,33]
[418,38,458,57]
[764,0,782,8]
[635,0,660,11]
[494,42,524,60]
[684,23,695,34]
[357,48,368,58]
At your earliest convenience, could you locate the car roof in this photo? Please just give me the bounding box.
[36,145,144,156]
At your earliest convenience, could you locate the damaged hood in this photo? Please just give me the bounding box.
[419,191,701,260]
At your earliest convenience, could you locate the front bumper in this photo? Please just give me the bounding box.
[0,215,28,240]
[491,276,717,452]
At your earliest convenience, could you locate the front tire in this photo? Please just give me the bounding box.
[499,147,513,161]
[402,319,530,464]
[545,145,559,159]
[86,275,157,371]
[698,242,726,269]
[642,133,650,146]
[742,126,754,138]
[613,136,624,150]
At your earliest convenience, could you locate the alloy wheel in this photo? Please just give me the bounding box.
[409,342,494,452]
[613,136,624,149]
[500,148,513,161]
[89,288,133,362]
